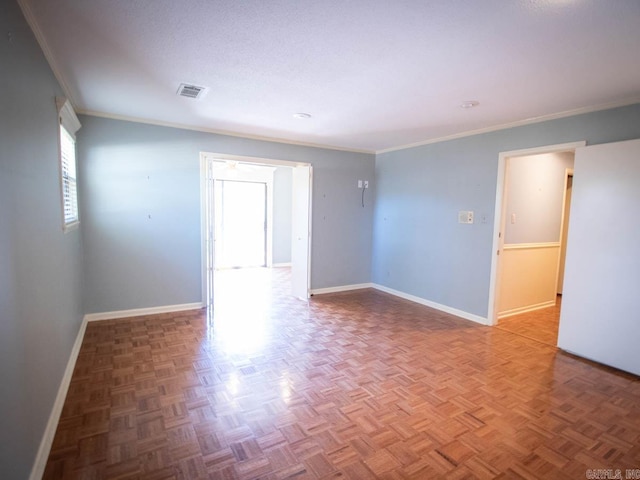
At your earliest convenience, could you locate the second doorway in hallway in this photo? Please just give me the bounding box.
[215,179,267,269]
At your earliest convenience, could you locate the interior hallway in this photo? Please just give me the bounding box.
[496,296,562,347]
[44,269,640,479]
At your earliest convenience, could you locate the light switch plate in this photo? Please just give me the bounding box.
[458,211,474,224]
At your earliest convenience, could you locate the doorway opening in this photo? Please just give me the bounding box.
[488,141,584,345]
[200,153,312,313]
[215,179,267,269]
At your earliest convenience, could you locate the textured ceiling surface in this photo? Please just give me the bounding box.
[23,0,640,152]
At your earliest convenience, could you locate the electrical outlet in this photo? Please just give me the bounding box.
[358,180,363,188]
[364,181,369,189]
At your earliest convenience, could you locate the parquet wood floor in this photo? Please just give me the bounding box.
[496,297,562,347]
[44,268,640,479]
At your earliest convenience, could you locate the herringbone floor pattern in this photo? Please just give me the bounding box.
[44,268,640,479]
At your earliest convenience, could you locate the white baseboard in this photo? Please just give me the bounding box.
[497,300,556,319]
[272,262,292,267]
[372,284,489,325]
[311,283,373,295]
[29,315,88,480]
[84,302,204,322]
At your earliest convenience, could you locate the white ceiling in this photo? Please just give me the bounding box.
[22,0,640,153]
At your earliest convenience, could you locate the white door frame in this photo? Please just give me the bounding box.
[199,152,312,306]
[487,141,585,325]
[201,158,215,310]
[291,165,313,300]
[556,168,574,294]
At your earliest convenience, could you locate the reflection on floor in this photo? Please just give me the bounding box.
[211,267,291,355]
[44,272,640,479]
[497,295,562,346]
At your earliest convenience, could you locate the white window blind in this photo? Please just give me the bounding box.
[56,97,81,231]
[60,126,78,226]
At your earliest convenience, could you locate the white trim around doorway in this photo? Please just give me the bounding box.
[487,141,586,326]
[199,152,312,307]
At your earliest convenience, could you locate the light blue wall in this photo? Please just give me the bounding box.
[5,1,640,473]
[0,1,84,478]
[273,167,293,264]
[372,104,640,319]
[78,116,375,313]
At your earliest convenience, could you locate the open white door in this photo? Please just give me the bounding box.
[291,165,312,299]
[203,158,215,310]
[558,138,640,376]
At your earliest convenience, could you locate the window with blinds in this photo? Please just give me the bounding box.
[60,125,78,228]
[56,97,81,232]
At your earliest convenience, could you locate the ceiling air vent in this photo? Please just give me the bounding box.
[177,83,206,99]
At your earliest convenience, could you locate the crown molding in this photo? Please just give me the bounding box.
[77,110,375,155]
[17,0,77,106]
[14,0,640,158]
[376,97,640,155]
